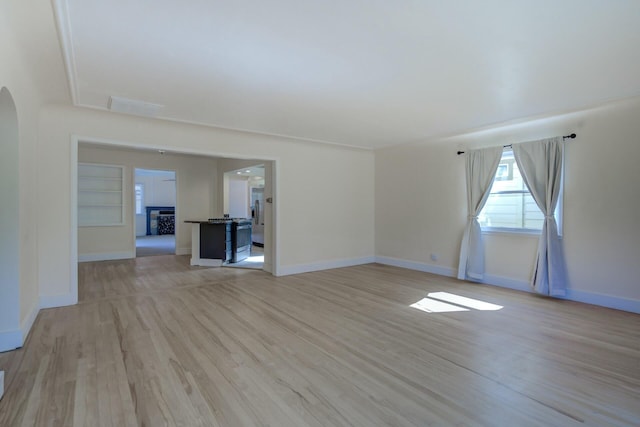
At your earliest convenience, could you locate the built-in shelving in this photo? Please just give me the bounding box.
[78,163,125,226]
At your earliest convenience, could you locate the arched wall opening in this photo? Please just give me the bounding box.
[0,86,21,351]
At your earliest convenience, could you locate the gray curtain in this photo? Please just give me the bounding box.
[512,137,566,296]
[457,146,502,281]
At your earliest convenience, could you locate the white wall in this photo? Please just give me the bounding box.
[37,105,375,301]
[217,158,266,216]
[0,4,47,350]
[375,97,640,312]
[78,145,217,258]
[0,88,21,350]
[138,171,176,207]
[228,178,250,218]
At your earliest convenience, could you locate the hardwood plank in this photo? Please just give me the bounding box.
[1,257,639,426]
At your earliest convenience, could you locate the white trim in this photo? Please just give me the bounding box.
[375,256,640,314]
[132,167,178,257]
[0,370,4,401]
[51,0,79,105]
[69,135,281,303]
[176,247,191,256]
[481,228,541,237]
[375,256,456,277]
[70,138,79,309]
[40,292,77,309]
[277,256,375,277]
[0,301,40,353]
[73,103,372,151]
[482,274,640,314]
[482,274,531,292]
[268,160,278,275]
[562,290,640,314]
[20,301,39,343]
[78,251,135,262]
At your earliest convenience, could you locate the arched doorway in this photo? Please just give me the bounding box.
[0,87,21,352]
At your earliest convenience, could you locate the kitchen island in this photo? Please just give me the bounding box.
[185,219,252,267]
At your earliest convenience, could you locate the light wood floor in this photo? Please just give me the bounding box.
[1,256,639,426]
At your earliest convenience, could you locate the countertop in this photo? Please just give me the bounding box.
[184,220,231,224]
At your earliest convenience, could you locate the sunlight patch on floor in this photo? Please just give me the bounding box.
[428,292,503,311]
[410,292,503,313]
[410,298,469,313]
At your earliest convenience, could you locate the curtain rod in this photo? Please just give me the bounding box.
[456,133,576,155]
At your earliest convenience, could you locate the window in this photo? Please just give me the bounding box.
[135,183,144,215]
[479,150,562,232]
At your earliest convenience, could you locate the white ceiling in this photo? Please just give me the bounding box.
[229,165,265,178]
[54,0,640,149]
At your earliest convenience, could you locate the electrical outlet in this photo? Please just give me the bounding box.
[430,253,439,262]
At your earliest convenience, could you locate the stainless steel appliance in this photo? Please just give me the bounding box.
[251,188,264,246]
[231,219,252,263]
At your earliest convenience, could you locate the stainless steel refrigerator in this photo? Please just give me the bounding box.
[251,188,264,246]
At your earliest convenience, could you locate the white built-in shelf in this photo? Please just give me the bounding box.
[78,163,124,226]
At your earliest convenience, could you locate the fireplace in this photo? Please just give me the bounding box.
[231,220,252,263]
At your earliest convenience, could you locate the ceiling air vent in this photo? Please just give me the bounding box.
[108,96,164,118]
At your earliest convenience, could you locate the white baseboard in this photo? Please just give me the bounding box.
[20,301,39,343]
[0,293,76,353]
[481,274,640,313]
[0,301,40,353]
[40,292,77,309]
[277,256,376,277]
[78,251,134,262]
[176,247,191,256]
[562,290,640,314]
[263,261,273,274]
[482,274,531,292]
[375,256,456,278]
[376,256,640,314]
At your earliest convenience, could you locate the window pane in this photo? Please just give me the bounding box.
[479,150,543,230]
[524,196,544,229]
[480,192,543,230]
[135,183,143,215]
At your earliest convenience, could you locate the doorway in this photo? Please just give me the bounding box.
[224,164,265,270]
[71,138,279,305]
[134,168,176,257]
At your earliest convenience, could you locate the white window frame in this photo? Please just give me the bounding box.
[135,182,144,215]
[480,149,564,236]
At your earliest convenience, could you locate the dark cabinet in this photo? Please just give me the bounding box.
[199,222,232,261]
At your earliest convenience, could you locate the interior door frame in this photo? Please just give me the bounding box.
[132,167,178,257]
[70,135,279,304]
